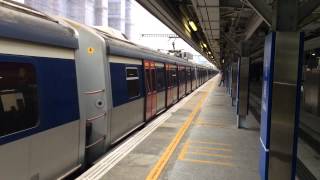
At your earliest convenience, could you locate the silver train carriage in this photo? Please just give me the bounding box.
[0,1,217,180]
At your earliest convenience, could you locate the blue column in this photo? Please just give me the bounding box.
[259,32,303,180]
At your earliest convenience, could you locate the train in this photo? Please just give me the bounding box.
[0,1,217,179]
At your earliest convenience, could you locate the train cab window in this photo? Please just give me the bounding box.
[0,62,38,137]
[156,67,165,91]
[171,68,177,86]
[126,67,140,98]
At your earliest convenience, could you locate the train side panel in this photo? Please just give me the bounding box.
[109,56,145,143]
[0,39,80,180]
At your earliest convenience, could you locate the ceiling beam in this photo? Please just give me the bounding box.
[305,35,320,51]
[222,33,240,52]
[298,0,320,24]
[220,0,249,8]
[246,0,272,26]
[244,14,264,41]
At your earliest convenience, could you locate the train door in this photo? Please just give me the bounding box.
[144,60,157,121]
[166,64,173,107]
[186,67,191,94]
[196,67,199,87]
[156,63,166,113]
[178,65,186,99]
[191,67,196,90]
[172,64,178,103]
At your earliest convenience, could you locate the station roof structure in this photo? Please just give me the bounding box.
[136,0,320,68]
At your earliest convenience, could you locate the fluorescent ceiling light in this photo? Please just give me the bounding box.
[188,21,198,31]
[203,43,207,48]
[184,22,191,33]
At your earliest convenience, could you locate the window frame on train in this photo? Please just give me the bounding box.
[0,62,39,137]
[156,66,165,91]
[125,67,140,99]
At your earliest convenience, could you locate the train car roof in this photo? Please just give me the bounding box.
[0,0,78,49]
[93,27,212,68]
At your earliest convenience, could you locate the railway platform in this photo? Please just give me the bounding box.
[77,75,260,180]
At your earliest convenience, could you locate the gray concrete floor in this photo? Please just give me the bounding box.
[103,77,260,180]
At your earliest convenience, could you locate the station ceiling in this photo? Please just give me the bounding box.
[136,0,320,69]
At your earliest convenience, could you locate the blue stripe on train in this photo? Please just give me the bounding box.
[0,54,79,145]
[110,62,144,107]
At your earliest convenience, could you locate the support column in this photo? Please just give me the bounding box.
[226,64,232,96]
[259,1,305,180]
[236,42,250,128]
[231,62,238,106]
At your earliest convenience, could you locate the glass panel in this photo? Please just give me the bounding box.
[151,68,156,91]
[126,67,140,98]
[0,62,38,137]
[145,70,151,93]
[156,67,165,91]
[126,68,138,78]
[127,79,139,98]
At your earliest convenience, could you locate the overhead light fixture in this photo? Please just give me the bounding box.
[188,21,198,31]
[222,59,225,63]
[203,43,207,48]
[312,53,316,56]
[200,43,203,49]
[184,22,191,33]
[0,76,3,79]
[208,52,211,55]
[211,56,214,58]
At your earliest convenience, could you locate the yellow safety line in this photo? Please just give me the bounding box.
[188,146,232,152]
[182,158,234,167]
[145,80,217,180]
[188,140,231,146]
[178,141,189,160]
[187,151,232,158]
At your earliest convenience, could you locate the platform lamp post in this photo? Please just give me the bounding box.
[257,0,320,179]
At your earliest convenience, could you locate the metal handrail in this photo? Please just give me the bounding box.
[86,112,106,122]
[85,136,106,149]
[83,89,105,95]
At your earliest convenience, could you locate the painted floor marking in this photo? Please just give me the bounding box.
[182,158,234,167]
[145,78,218,180]
[188,140,231,146]
[178,139,235,167]
[188,146,232,152]
[187,151,232,158]
[193,118,233,129]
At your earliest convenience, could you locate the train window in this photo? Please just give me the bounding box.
[126,67,140,98]
[179,68,185,83]
[166,67,171,87]
[151,68,156,91]
[0,62,38,137]
[171,68,177,86]
[156,67,165,91]
[145,69,151,92]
